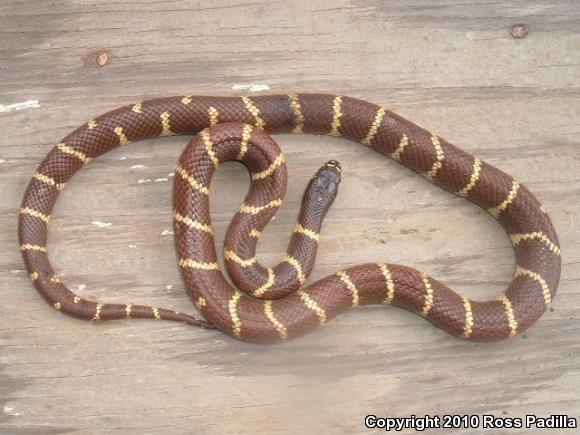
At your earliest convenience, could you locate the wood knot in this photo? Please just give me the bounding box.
[84,49,112,68]
[510,24,528,39]
[95,50,111,66]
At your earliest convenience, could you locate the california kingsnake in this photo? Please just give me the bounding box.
[18,94,561,342]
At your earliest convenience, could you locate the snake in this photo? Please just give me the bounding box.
[18,94,561,343]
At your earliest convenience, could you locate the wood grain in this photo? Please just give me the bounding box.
[1,0,579,433]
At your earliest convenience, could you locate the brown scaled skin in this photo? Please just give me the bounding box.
[223,156,342,300]
[18,94,561,343]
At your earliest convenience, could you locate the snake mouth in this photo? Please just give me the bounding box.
[323,160,341,172]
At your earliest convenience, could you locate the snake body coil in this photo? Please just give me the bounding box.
[18,94,561,343]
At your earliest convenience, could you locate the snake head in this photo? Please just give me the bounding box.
[304,160,342,211]
[317,160,342,190]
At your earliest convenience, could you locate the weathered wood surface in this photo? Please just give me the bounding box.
[1,1,579,433]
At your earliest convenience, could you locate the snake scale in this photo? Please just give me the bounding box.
[18,94,561,343]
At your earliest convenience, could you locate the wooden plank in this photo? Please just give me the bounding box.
[1,0,578,433]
